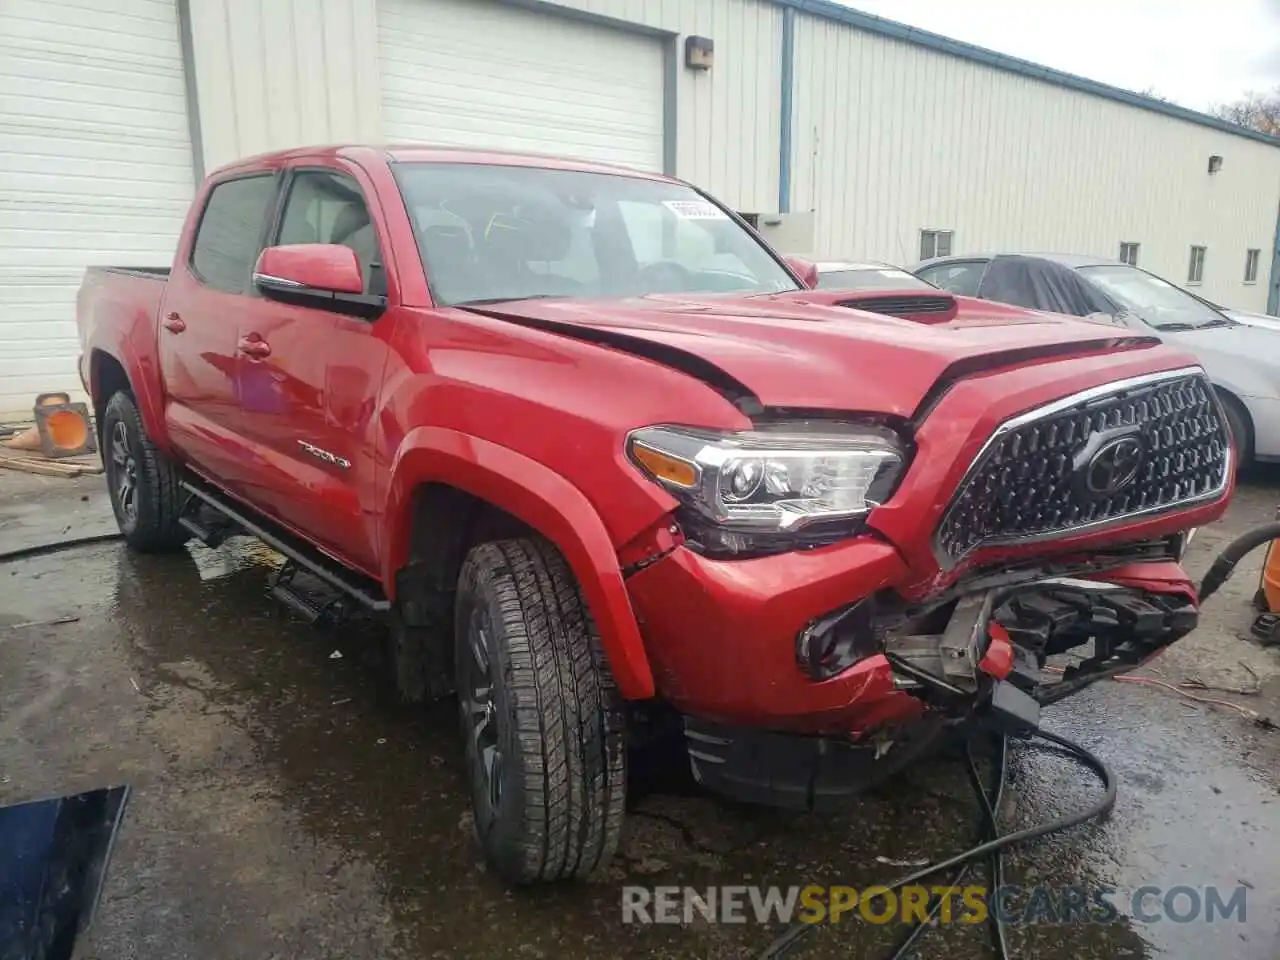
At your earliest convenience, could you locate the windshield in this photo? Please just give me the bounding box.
[1077,264,1232,331]
[392,162,801,305]
[816,267,934,291]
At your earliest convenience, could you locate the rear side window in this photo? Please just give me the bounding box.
[190,175,277,294]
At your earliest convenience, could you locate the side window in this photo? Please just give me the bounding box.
[276,170,385,295]
[917,261,987,296]
[190,176,277,294]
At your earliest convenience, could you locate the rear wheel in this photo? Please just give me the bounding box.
[454,538,625,884]
[101,391,188,552]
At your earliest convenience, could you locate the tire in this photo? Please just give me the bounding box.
[454,538,625,884]
[101,390,188,553]
[1218,392,1253,470]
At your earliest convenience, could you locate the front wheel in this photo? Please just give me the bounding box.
[454,538,626,884]
[101,391,188,552]
[1218,392,1253,471]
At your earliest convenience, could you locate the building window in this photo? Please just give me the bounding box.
[920,229,953,260]
[1119,242,1139,266]
[1245,248,1260,284]
[1187,246,1206,284]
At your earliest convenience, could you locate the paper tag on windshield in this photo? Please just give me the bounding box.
[663,200,728,220]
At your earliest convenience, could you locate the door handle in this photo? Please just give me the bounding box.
[237,336,271,359]
[162,313,186,333]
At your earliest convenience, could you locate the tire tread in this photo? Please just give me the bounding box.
[458,537,625,884]
[103,390,187,552]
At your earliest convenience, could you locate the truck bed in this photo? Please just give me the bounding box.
[86,266,170,281]
[76,267,171,395]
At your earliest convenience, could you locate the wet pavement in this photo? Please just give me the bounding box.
[1,470,1278,960]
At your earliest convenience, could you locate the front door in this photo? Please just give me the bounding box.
[232,165,392,574]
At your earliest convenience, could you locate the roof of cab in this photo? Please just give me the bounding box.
[209,143,679,183]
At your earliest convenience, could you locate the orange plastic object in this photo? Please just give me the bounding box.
[1262,539,1280,614]
[33,402,97,458]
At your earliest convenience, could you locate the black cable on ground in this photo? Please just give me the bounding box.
[0,533,124,565]
[964,733,1011,960]
[882,731,1008,960]
[756,727,1116,960]
[1199,520,1280,602]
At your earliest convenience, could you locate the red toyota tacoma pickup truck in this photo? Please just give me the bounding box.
[77,145,1232,885]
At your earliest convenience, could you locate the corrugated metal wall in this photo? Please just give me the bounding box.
[186,0,383,172]
[789,12,1280,313]
[186,0,783,213]
[184,0,1278,310]
[554,0,783,211]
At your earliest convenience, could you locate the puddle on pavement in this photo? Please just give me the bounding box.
[1,539,1276,959]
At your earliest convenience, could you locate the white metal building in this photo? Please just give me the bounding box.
[3,0,1280,422]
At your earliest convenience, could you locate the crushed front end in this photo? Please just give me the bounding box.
[624,365,1233,811]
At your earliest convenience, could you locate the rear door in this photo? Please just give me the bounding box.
[159,172,280,492]
[230,163,393,573]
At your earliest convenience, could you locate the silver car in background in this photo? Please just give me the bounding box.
[911,252,1280,466]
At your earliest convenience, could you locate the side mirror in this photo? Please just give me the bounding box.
[253,244,384,319]
[784,256,820,289]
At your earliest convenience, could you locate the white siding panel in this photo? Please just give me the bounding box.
[186,0,384,171]
[378,0,665,172]
[551,0,783,210]
[186,0,782,209]
[791,14,1280,313]
[0,0,193,422]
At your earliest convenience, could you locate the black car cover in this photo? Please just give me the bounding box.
[976,255,1118,318]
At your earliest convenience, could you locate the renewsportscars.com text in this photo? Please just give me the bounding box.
[621,884,1248,926]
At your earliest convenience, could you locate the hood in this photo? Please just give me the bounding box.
[1162,323,1280,398]
[1224,309,1280,333]
[462,291,1159,418]
[1162,323,1280,363]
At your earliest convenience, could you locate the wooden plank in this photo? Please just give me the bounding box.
[0,453,101,478]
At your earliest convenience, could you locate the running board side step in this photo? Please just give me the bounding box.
[179,479,390,612]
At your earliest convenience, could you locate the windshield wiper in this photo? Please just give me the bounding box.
[454,294,565,307]
[1152,322,1198,332]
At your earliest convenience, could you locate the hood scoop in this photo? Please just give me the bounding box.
[835,290,959,325]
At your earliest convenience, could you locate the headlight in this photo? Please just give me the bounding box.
[626,421,907,557]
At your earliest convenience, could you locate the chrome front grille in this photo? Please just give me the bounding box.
[935,368,1231,564]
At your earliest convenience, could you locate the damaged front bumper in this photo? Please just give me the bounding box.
[670,562,1199,812]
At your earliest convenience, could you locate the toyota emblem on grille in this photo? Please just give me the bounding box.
[1085,437,1144,495]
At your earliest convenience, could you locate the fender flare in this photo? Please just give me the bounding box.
[89,343,172,452]
[382,426,656,700]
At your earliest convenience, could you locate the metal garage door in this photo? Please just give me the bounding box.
[0,0,194,423]
[378,0,665,173]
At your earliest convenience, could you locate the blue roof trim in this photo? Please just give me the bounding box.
[775,0,1280,149]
